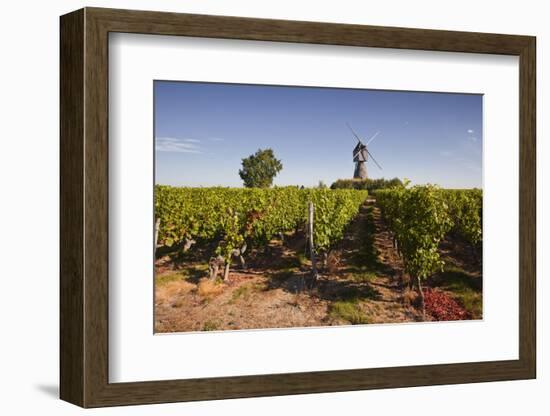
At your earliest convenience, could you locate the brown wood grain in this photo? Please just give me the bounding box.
[60,7,536,408]
[59,8,84,406]
[518,38,537,375]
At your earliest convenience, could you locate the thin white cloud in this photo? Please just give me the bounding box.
[468,136,478,142]
[440,150,452,157]
[156,137,202,153]
[467,129,474,134]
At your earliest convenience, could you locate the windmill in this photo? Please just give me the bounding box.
[347,123,382,179]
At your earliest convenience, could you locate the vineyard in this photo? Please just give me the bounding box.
[375,186,482,315]
[154,185,483,332]
[155,186,368,279]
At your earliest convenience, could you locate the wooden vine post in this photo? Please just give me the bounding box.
[308,201,318,287]
[416,275,426,319]
[154,218,160,250]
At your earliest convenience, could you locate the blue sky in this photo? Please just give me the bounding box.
[154,81,482,188]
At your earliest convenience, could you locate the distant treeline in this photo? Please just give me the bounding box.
[330,178,403,192]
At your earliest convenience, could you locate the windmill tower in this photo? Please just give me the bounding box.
[347,123,382,179]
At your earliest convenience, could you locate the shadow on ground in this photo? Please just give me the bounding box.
[35,384,58,399]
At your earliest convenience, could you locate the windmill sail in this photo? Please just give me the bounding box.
[346,123,363,144]
[366,131,380,145]
[347,123,382,179]
[366,148,382,170]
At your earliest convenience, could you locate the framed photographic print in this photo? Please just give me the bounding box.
[60,7,536,408]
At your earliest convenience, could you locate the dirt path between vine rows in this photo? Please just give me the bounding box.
[330,199,423,323]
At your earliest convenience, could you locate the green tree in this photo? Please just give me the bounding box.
[330,177,403,191]
[239,148,283,188]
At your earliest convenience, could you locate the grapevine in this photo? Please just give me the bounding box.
[155,186,368,276]
[376,185,482,315]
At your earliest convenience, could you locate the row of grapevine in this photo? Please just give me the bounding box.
[375,185,482,314]
[155,186,368,262]
[443,189,483,247]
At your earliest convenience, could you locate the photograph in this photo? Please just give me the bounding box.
[52,5,540,409]
[153,81,483,333]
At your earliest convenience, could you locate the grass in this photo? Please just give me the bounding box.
[434,265,482,319]
[329,300,369,325]
[325,283,379,324]
[349,271,377,283]
[197,278,224,299]
[156,263,210,287]
[454,292,482,318]
[202,320,220,331]
[230,282,266,303]
[231,285,252,302]
[155,272,185,286]
[336,284,379,302]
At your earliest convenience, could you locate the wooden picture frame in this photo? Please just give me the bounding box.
[60,7,536,408]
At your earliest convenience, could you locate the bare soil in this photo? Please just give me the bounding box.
[154,200,482,333]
